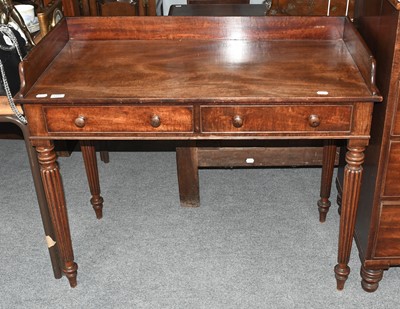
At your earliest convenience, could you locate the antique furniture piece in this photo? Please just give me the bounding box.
[81,0,156,16]
[45,0,80,16]
[0,96,61,279]
[169,3,269,15]
[268,0,355,17]
[335,0,400,292]
[15,16,381,289]
[163,0,355,16]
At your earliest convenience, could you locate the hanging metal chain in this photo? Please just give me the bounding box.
[0,24,27,124]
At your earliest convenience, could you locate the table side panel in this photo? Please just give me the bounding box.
[343,18,380,96]
[18,20,69,98]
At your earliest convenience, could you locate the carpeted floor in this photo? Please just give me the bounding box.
[1,139,399,308]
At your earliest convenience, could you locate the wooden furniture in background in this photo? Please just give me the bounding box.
[169,0,356,17]
[41,0,80,16]
[336,0,400,292]
[188,0,248,3]
[37,0,64,38]
[268,0,355,17]
[82,0,156,16]
[15,16,380,290]
[169,3,268,15]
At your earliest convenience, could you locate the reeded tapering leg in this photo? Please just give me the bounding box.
[80,141,104,219]
[36,141,78,287]
[360,265,384,292]
[318,140,337,222]
[335,144,365,290]
[176,145,200,207]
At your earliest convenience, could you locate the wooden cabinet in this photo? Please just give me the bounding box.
[81,0,156,16]
[336,0,400,292]
[268,0,356,17]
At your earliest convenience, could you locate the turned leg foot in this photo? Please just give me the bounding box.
[318,198,331,223]
[335,264,350,290]
[80,141,104,219]
[90,196,104,219]
[318,140,336,223]
[360,266,384,293]
[64,262,79,288]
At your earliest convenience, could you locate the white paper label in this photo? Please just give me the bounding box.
[50,94,65,99]
[246,158,255,164]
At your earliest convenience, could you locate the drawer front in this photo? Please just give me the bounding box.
[43,106,193,133]
[383,142,400,197]
[374,201,400,258]
[200,105,352,133]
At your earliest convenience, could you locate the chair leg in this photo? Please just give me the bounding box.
[1,115,62,279]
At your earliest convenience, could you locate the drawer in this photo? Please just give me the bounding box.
[374,201,400,258]
[383,142,400,197]
[200,105,352,133]
[43,106,193,133]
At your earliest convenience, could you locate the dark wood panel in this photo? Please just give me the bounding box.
[98,1,137,16]
[169,4,268,16]
[374,202,400,258]
[197,146,340,167]
[269,0,355,17]
[391,81,400,135]
[383,142,400,196]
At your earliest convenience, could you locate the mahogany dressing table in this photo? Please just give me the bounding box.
[15,16,382,289]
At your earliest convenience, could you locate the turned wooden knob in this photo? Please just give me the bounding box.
[74,115,86,128]
[232,115,243,128]
[150,114,161,128]
[308,114,320,127]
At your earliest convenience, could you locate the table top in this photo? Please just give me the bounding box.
[16,16,380,104]
[169,4,269,16]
